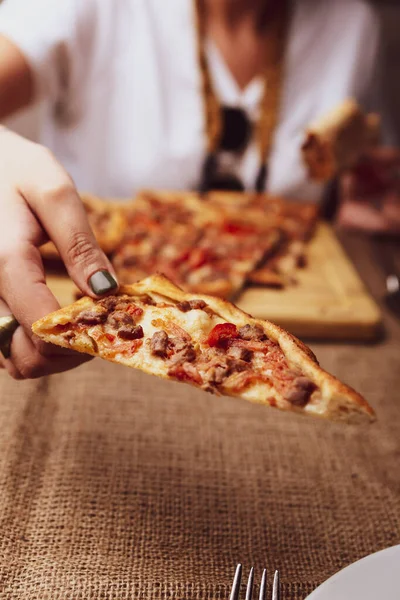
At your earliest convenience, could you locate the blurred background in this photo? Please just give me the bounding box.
[3,0,400,146]
[378,1,400,145]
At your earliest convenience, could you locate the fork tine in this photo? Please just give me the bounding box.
[245,567,254,600]
[229,564,242,600]
[272,570,280,600]
[258,569,267,600]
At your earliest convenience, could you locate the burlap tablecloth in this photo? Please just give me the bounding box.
[0,235,399,600]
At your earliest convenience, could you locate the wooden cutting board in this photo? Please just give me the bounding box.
[46,223,381,341]
[238,223,381,340]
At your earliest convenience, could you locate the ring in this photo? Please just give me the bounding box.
[0,315,19,359]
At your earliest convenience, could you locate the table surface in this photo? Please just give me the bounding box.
[0,232,399,600]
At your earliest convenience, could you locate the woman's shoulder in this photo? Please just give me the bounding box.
[296,0,378,33]
[292,0,380,66]
[333,0,378,29]
[313,0,378,34]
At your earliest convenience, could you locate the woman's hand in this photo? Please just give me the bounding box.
[337,147,400,234]
[0,127,118,379]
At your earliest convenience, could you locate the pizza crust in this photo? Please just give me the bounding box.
[301,99,381,181]
[247,267,285,288]
[33,274,375,425]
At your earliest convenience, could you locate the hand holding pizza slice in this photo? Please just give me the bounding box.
[32,274,374,424]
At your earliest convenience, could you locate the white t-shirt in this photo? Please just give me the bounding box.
[0,0,380,202]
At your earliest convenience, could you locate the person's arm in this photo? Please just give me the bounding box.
[0,34,34,120]
[0,1,120,380]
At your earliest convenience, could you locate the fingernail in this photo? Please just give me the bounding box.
[89,270,118,296]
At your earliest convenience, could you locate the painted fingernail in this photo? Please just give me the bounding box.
[89,270,118,296]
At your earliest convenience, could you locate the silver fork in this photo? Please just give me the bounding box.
[229,564,280,600]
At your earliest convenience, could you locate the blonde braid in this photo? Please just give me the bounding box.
[194,0,291,169]
[194,0,222,153]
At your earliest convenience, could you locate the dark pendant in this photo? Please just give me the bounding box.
[199,153,245,192]
[220,107,252,153]
[207,174,245,192]
[199,152,218,194]
[255,163,268,193]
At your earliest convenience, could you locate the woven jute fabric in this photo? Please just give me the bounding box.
[0,235,399,600]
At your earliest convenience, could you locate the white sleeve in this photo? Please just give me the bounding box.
[344,3,395,145]
[316,1,381,112]
[0,0,95,104]
[350,3,381,110]
[357,8,395,145]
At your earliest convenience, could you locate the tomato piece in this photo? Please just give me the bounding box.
[223,222,256,235]
[131,339,143,353]
[52,323,72,334]
[134,214,162,231]
[126,304,144,318]
[169,364,203,385]
[172,249,191,267]
[188,248,211,270]
[105,333,115,342]
[207,323,238,348]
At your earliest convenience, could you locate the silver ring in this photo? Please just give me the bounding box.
[0,315,19,359]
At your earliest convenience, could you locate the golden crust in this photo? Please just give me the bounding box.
[33,274,375,424]
[247,267,284,288]
[301,99,381,181]
[184,279,235,298]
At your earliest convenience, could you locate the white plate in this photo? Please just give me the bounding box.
[305,545,400,600]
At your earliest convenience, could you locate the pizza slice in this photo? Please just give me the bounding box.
[205,191,319,237]
[112,191,210,290]
[247,235,311,288]
[205,192,319,289]
[249,201,319,286]
[32,274,374,424]
[113,190,279,299]
[169,207,281,298]
[40,193,126,259]
[301,99,380,182]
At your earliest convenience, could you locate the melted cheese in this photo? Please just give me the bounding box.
[139,304,221,340]
[81,302,225,376]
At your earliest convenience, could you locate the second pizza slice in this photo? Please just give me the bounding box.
[112,190,279,298]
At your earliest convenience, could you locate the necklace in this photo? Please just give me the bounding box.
[194,0,291,192]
